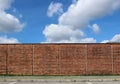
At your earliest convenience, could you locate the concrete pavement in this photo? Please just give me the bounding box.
[0,76,120,82]
[0,81,120,84]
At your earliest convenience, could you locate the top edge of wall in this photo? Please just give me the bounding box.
[0,43,120,45]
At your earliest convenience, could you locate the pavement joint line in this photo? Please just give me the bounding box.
[86,82,93,84]
[9,82,17,84]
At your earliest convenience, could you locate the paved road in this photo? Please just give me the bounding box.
[0,81,120,84]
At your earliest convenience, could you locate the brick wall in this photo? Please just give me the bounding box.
[87,44,112,75]
[113,44,120,74]
[0,43,120,75]
[59,44,86,75]
[0,45,7,75]
[7,44,33,75]
[34,44,59,75]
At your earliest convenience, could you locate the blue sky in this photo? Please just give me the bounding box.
[0,0,120,43]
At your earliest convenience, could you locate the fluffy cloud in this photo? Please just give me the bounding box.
[102,34,120,43]
[59,0,120,29]
[0,0,13,11]
[43,24,84,42]
[92,24,100,34]
[0,0,25,33]
[89,24,100,34]
[80,38,96,43]
[0,12,25,32]
[0,36,19,43]
[43,24,96,43]
[47,2,63,17]
[43,0,120,43]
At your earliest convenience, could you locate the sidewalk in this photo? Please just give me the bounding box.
[0,76,120,82]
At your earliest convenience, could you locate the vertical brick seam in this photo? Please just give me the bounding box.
[6,44,8,75]
[32,44,34,75]
[85,44,88,75]
[111,44,114,74]
[58,44,60,75]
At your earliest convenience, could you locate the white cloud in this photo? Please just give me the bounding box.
[80,38,96,43]
[43,0,120,43]
[101,34,120,43]
[59,0,120,29]
[0,0,25,33]
[89,24,100,34]
[92,24,100,34]
[47,2,63,17]
[0,12,25,33]
[111,34,120,42]
[0,0,13,11]
[0,36,19,43]
[101,40,109,43]
[43,24,84,42]
[43,24,96,43]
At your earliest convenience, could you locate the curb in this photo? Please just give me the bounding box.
[0,78,120,82]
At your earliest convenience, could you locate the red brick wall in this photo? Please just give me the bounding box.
[7,44,33,75]
[34,44,59,75]
[87,44,112,75]
[0,45,7,75]
[113,44,120,74]
[0,43,120,75]
[59,44,86,75]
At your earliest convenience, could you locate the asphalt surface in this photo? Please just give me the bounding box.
[0,81,120,84]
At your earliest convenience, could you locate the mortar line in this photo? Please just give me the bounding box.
[32,44,34,75]
[111,45,114,74]
[6,44,9,75]
[58,44,61,75]
[85,44,88,75]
